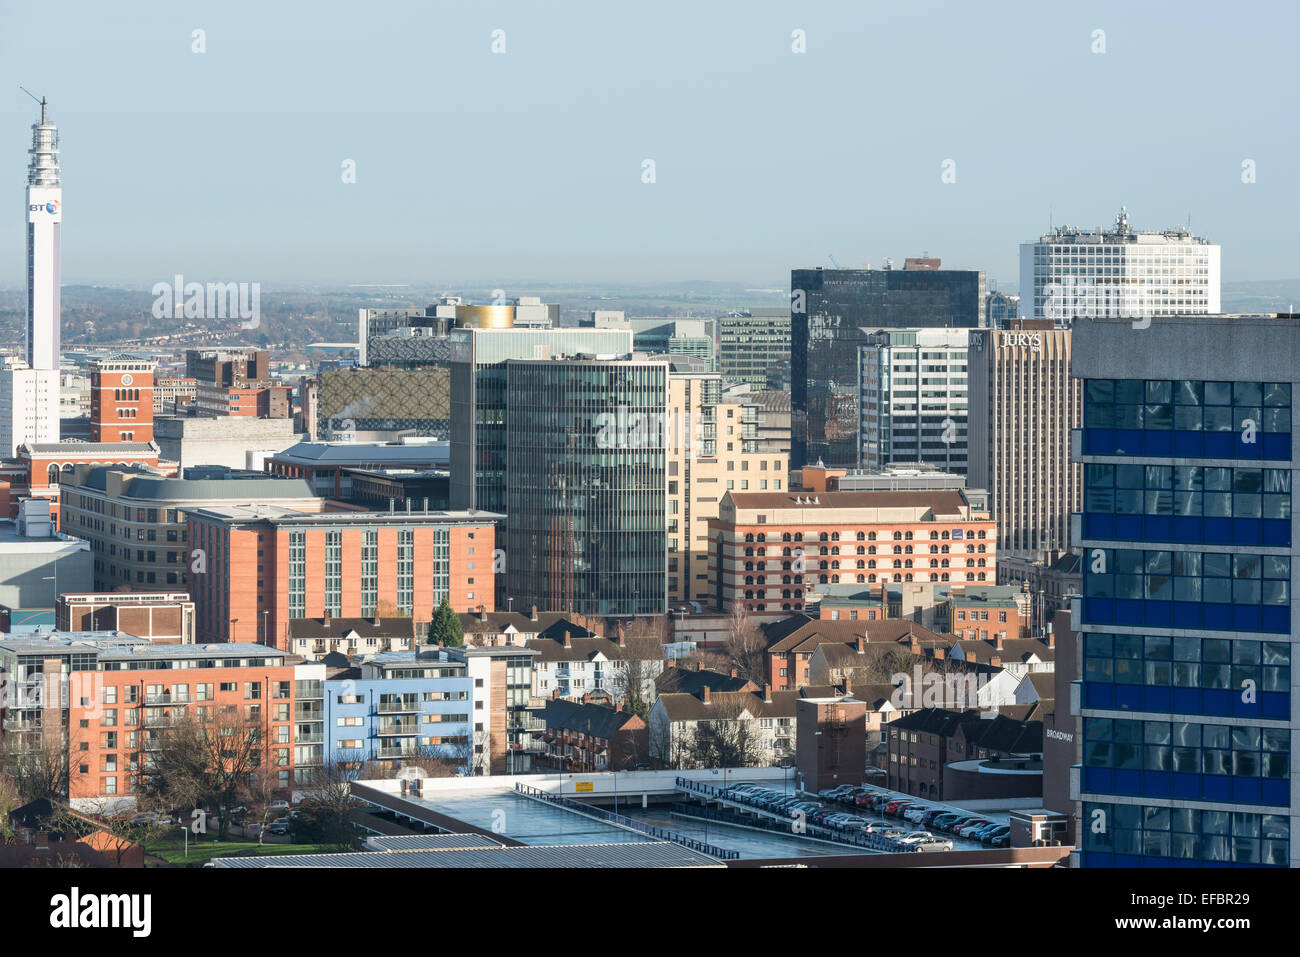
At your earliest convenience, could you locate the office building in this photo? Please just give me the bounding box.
[448,326,634,514]
[0,357,58,457]
[717,308,791,390]
[967,321,1081,558]
[708,489,995,615]
[90,354,155,443]
[584,312,716,368]
[266,439,449,498]
[0,500,93,608]
[503,356,666,616]
[857,328,969,474]
[186,348,289,418]
[186,504,500,646]
[1019,207,1220,322]
[985,291,1020,327]
[358,297,558,367]
[1072,313,1295,868]
[791,264,986,468]
[57,464,324,592]
[668,373,787,604]
[153,415,302,471]
[722,385,792,455]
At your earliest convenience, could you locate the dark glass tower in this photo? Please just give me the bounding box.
[504,358,668,616]
[791,266,986,468]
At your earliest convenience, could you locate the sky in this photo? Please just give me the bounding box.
[2,0,1298,289]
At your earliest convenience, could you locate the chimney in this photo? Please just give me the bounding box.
[909,634,920,655]
[763,684,772,703]
[995,633,1004,650]
[934,647,946,661]
[616,621,625,647]
[990,656,1002,669]
[530,605,538,622]
[665,658,676,670]
[842,676,852,696]
[855,635,865,654]
[552,688,561,700]
[730,668,738,678]
[323,614,331,630]
[562,629,572,649]
[582,692,591,705]
[702,685,711,704]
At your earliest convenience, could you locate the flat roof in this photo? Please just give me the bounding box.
[187,504,502,525]
[210,841,723,868]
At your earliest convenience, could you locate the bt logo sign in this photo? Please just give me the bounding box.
[29,200,59,214]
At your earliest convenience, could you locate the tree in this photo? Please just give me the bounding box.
[429,598,464,647]
[685,699,765,768]
[0,730,71,803]
[289,760,362,851]
[724,603,768,686]
[0,773,18,843]
[610,618,667,718]
[139,707,265,841]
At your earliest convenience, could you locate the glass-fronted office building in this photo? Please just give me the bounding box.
[1072,314,1296,868]
[791,266,985,468]
[504,357,668,617]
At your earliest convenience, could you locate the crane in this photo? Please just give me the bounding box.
[828,254,843,269]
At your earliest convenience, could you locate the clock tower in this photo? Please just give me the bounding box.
[90,354,156,443]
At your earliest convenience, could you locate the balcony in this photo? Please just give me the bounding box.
[373,701,420,715]
[375,724,419,737]
[375,746,418,760]
[293,733,324,744]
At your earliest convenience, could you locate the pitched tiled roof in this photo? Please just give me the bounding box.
[655,667,755,696]
[288,617,415,639]
[954,638,1054,665]
[655,688,799,722]
[542,699,642,739]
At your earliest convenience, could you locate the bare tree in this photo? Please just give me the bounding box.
[0,731,70,803]
[140,705,266,841]
[290,760,362,851]
[610,618,667,718]
[0,772,19,843]
[724,604,768,686]
[686,701,765,769]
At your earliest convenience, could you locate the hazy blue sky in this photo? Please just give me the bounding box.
[3,0,1297,289]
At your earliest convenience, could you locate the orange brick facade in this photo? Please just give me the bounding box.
[710,517,998,616]
[90,358,155,443]
[188,514,496,648]
[67,661,297,801]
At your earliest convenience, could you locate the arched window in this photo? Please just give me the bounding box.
[745,547,754,556]
[47,463,61,484]
[782,532,792,542]
[819,532,828,542]
[745,533,754,542]
[856,574,866,583]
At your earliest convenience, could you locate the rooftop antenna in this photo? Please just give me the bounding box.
[18,86,47,123]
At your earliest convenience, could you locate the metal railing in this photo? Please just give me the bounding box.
[514,783,739,860]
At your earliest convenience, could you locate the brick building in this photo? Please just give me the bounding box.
[538,697,648,771]
[56,592,195,643]
[185,505,500,648]
[0,635,296,807]
[90,355,155,443]
[707,489,996,616]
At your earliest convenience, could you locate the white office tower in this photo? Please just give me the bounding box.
[1019,207,1220,322]
[25,98,61,374]
[0,356,58,456]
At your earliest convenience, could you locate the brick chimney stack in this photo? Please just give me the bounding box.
[995,633,1004,650]
[702,685,711,704]
[856,635,865,654]
[1047,629,1056,649]
[934,647,946,660]
[562,629,572,649]
[730,668,738,678]
[763,684,772,703]
[842,676,852,696]
[990,656,1002,669]
[616,621,625,647]
[530,605,538,622]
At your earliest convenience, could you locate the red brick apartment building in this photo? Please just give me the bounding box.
[708,489,996,616]
[0,635,295,805]
[186,505,499,648]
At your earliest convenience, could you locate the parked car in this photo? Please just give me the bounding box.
[880,827,908,840]
[269,800,290,812]
[921,809,950,827]
[268,822,289,835]
[970,822,1005,842]
[981,825,1012,845]
[898,830,937,845]
[914,837,954,851]
[942,815,979,834]
[988,829,1012,848]
[956,819,992,838]
[903,806,932,824]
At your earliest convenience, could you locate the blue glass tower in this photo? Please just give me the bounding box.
[1071,314,1298,868]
